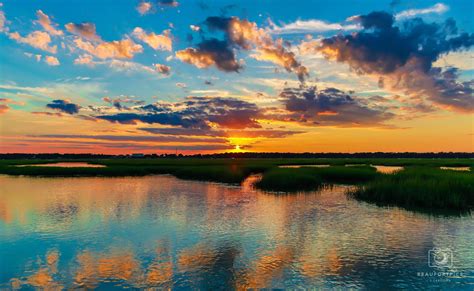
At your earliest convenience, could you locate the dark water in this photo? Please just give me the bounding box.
[0,175,473,289]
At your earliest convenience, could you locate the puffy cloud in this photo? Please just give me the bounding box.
[155,63,171,75]
[8,31,57,53]
[177,16,308,81]
[176,39,242,72]
[44,55,60,66]
[270,19,359,34]
[73,38,143,59]
[65,22,101,41]
[73,54,94,66]
[136,1,153,15]
[36,10,63,36]
[317,11,474,112]
[132,27,172,51]
[395,3,449,20]
[46,99,81,114]
[278,86,394,126]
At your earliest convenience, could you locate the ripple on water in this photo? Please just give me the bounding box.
[0,175,472,289]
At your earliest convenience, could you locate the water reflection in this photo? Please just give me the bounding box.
[14,162,106,168]
[440,166,470,172]
[0,175,472,289]
[370,165,404,174]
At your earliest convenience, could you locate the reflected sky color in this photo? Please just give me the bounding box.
[1,175,473,288]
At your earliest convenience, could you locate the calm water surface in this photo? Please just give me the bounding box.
[0,175,473,289]
[14,162,106,168]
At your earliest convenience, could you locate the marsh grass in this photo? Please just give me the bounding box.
[349,167,474,211]
[255,168,324,192]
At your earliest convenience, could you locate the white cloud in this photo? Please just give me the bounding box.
[270,19,360,34]
[395,3,449,20]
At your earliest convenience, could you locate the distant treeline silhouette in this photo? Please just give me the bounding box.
[0,152,473,159]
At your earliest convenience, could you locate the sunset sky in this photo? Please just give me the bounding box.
[0,0,473,154]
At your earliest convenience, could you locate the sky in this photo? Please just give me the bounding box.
[0,0,473,154]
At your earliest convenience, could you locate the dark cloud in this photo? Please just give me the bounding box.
[176,39,242,72]
[318,11,474,112]
[33,134,227,144]
[140,127,303,138]
[176,16,308,81]
[278,86,394,126]
[65,22,100,41]
[158,0,179,7]
[97,96,262,129]
[46,99,81,115]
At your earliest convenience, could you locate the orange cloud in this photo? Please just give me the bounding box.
[44,55,60,66]
[36,10,63,36]
[136,1,153,15]
[176,48,217,69]
[132,27,172,51]
[8,31,57,53]
[154,63,171,75]
[74,38,143,59]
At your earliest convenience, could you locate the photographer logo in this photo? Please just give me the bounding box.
[428,248,453,268]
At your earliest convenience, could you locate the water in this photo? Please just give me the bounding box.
[0,175,473,289]
[14,162,106,168]
[440,167,471,172]
[278,164,404,174]
[279,165,330,168]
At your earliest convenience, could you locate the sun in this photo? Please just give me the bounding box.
[235,145,241,151]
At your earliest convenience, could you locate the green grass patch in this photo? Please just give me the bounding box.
[255,168,323,192]
[349,167,474,212]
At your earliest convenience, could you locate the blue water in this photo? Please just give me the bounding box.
[0,175,473,289]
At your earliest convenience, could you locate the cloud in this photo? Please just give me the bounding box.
[176,39,242,72]
[44,55,60,66]
[177,16,308,81]
[33,134,228,144]
[317,11,474,112]
[132,27,172,51]
[0,104,9,114]
[158,0,179,7]
[395,3,449,20]
[136,1,153,15]
[216,16,309,81]
[277,86,394,126]
[155,63,171,75]
[0,4,6,32]
[190,25,201,32]
[96,96,263,130]
[65,22,101,41]
[36,10,63,36]
[73,37,143,59]
[8,31,57,53]
[270,19,359,34]
[46,99,81,114]
[140,127,302,138]
[74,54,94,66]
